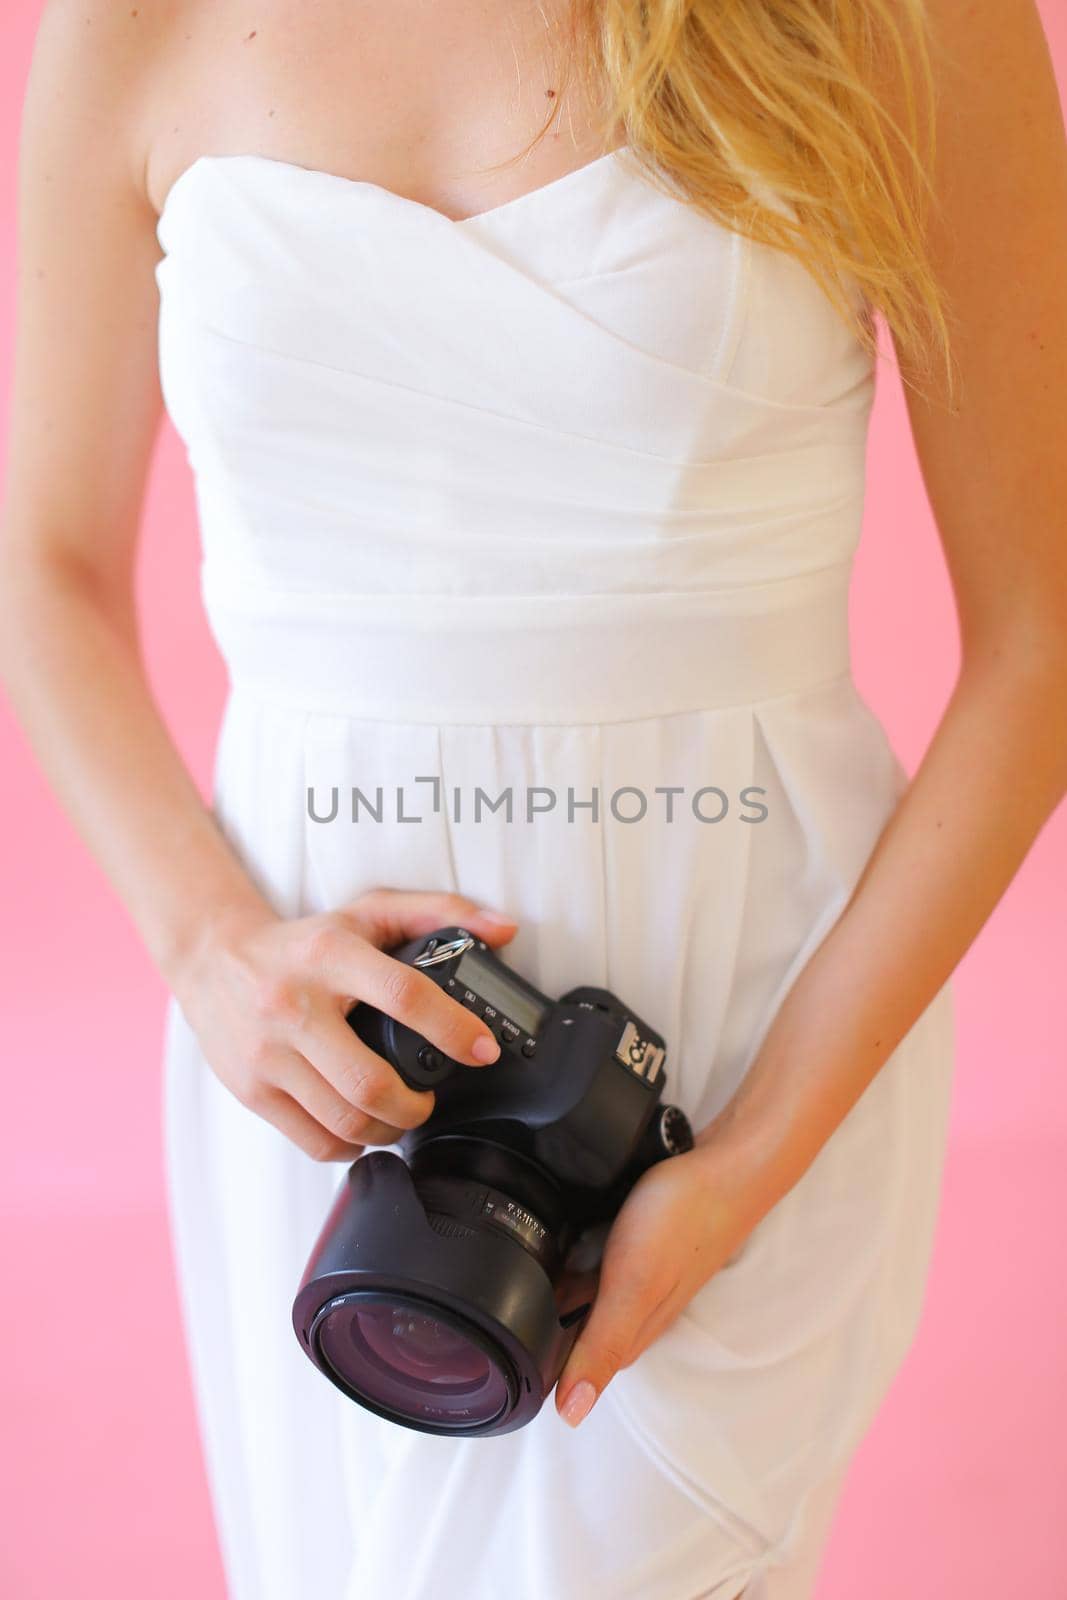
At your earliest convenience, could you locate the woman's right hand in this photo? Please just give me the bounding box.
[171,888,519,1163]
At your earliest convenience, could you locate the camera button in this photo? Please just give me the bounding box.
[416,1046,443,1074]
[521,1038,537,1059]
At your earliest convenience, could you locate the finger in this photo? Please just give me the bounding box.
[296,1011,436,1131]
[339,888,519,951]
[554,1263,661,1428]
[320,933,502,1067]
[256,1085,366,1164]
[279,1053,408,1148]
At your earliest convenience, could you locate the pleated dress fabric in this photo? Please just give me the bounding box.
[154,146,956,1600]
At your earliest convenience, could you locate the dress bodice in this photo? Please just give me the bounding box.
[154,148,876,621]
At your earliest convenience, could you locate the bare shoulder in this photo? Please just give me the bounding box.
[873,0,1059,105]
[872,0,1065,219]
[24,0,202,199]
[6,1,215,559]
[871,0,1067,652]
[868,0,1067,396]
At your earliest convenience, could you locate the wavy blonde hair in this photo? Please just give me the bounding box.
[513,0,958,408]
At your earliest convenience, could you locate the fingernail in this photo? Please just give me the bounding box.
[560,1379,597,1428]
[471,1033,500,1064]
[479,907,517,926]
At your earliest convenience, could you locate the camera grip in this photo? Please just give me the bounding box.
[344,1000,458,1090]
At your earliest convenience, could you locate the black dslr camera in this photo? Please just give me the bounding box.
[292,927,692,1437]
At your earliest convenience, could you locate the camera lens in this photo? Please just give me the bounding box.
[311,1292,515,1430]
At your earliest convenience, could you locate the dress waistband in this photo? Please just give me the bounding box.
[203,564,854,726]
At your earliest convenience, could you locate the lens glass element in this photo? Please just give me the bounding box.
[314,1294,512,1429]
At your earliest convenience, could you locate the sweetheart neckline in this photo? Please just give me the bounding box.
[156,144,632,233]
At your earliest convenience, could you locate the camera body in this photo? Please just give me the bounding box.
[293,928,692,1437]
[350,927,690,1202]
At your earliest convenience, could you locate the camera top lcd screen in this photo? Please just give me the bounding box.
[455,948,545,1038]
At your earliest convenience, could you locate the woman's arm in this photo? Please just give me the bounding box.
[0,1,216,982]
[556,0,1067,1426]
[693,0,1067,1207]
[1,1,512,1162]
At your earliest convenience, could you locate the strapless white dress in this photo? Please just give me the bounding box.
[154,145,956,1600]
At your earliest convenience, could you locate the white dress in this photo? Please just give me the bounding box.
[155,144,956,1600]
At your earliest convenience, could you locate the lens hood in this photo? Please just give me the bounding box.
[293,1150,589,1436]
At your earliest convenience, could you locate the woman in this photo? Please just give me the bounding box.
[3,0,1066,1595]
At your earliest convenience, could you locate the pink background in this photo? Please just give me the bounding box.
[1,5,1065,1595]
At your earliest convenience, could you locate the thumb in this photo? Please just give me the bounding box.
[554,1271,645,1429]
[341,889,518,950]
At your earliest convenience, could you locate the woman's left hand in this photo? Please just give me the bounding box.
[553,1136,769,1428]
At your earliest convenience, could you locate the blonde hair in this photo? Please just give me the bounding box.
[515,0,958,408]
